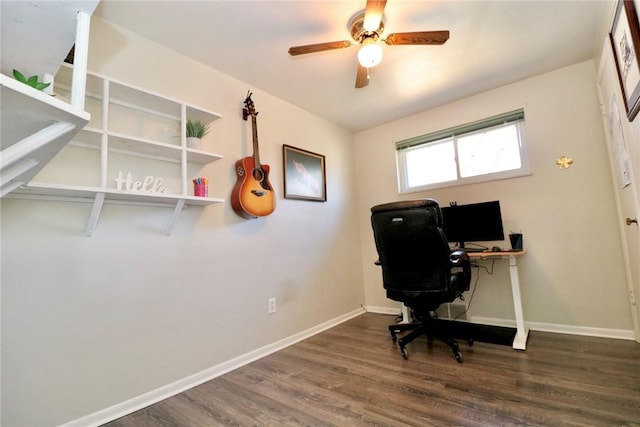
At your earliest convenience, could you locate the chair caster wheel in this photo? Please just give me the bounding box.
[454,352,463,363]
[400,347,408,359]
[468,339,474,347]
[390,332,397,344]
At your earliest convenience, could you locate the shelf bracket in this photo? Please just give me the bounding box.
[165,199,186,236]
[1,159,39,189]
[0,180,26,198]
[1,122,76,170]
[85,192,105,236]
[1,122,77,197]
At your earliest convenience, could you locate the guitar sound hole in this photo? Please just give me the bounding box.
[252,168,265,182]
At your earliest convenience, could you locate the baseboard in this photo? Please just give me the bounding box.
[61,308,365,427]
[466,315,635,341]
[474,316,635,341]
[364,305,402,316]
[365,307,636,341]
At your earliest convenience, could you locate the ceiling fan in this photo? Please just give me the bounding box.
[287,0,449,89]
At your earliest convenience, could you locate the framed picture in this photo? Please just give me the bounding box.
[283,144,326,201]
[610,0,640,121]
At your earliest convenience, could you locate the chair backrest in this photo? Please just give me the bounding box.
[371,199,452,297]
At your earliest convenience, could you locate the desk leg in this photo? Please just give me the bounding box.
[509,255,529,350]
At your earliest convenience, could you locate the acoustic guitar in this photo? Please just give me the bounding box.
[231,92,276,218]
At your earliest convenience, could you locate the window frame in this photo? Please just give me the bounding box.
[396,109,530,193]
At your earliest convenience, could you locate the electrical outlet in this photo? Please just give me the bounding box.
[268,297,276,314]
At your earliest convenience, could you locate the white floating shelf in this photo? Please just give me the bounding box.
[0,75,90,197]
[11,182,224,206]
[9,181,224,236]
[0,75,89,151]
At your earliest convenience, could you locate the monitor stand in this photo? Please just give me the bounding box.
[454,242,487,252]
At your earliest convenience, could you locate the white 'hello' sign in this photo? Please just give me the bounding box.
[114,171,168,194]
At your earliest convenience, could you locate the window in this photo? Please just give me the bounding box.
[396,109,529,192]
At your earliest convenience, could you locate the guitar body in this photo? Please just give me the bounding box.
[231,156,276,218]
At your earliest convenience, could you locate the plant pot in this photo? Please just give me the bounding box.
[187,137,202,150]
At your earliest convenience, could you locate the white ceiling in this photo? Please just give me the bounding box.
[1,1,100,78]
[93,0,612,132]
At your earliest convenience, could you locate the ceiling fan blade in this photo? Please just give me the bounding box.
[363,0,387,31]
[355,64,369,88]
[385,30,450,46]
[288,40,352,56]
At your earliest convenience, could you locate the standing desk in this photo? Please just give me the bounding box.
[467,250,528,350]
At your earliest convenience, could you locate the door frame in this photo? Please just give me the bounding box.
[597,40,640,342]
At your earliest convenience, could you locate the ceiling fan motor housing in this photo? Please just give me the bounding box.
[350,12,384,43]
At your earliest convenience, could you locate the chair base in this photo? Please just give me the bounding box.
[389,314,465,362]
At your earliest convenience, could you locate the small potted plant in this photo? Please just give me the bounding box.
[186,119,211,149]
[12,69,51,92]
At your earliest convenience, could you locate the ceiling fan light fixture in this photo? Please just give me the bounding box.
[287,1,449,88]
[358,38,383,68]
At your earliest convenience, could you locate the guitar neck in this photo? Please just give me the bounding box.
[251,115,261,168]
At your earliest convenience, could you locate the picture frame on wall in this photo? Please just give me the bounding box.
[282,144,326,202]
[610,0,640,121]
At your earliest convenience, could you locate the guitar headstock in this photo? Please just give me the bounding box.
[242,91,258,121]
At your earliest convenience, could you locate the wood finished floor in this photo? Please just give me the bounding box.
[104,313,640,427]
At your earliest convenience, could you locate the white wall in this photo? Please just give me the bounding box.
[1,18,365,426]
[355,60,634,332]
[3,12,637,427]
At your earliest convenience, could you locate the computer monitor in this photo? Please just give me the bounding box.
[440,200,505,249]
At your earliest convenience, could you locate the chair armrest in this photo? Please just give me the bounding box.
[450,250,469,265]
[450,250,471,275]
[450,250,471,292]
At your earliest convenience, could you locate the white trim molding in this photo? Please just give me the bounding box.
[365,306,635,341]
[471,316,636,341]
[364,305,402,316]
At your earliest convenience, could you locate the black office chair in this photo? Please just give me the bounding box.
[371,199,471,362]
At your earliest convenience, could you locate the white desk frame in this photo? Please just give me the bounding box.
[468,250,529,350]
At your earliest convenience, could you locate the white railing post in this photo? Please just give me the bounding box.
[70,11,90,109]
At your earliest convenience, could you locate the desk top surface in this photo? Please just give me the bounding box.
[466,249,526,258]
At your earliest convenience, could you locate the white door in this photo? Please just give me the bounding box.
[598,43,640,341]
[619,176,640,341]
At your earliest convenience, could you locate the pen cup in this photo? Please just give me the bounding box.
[509,233,523,250]
[194,183,208,197]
